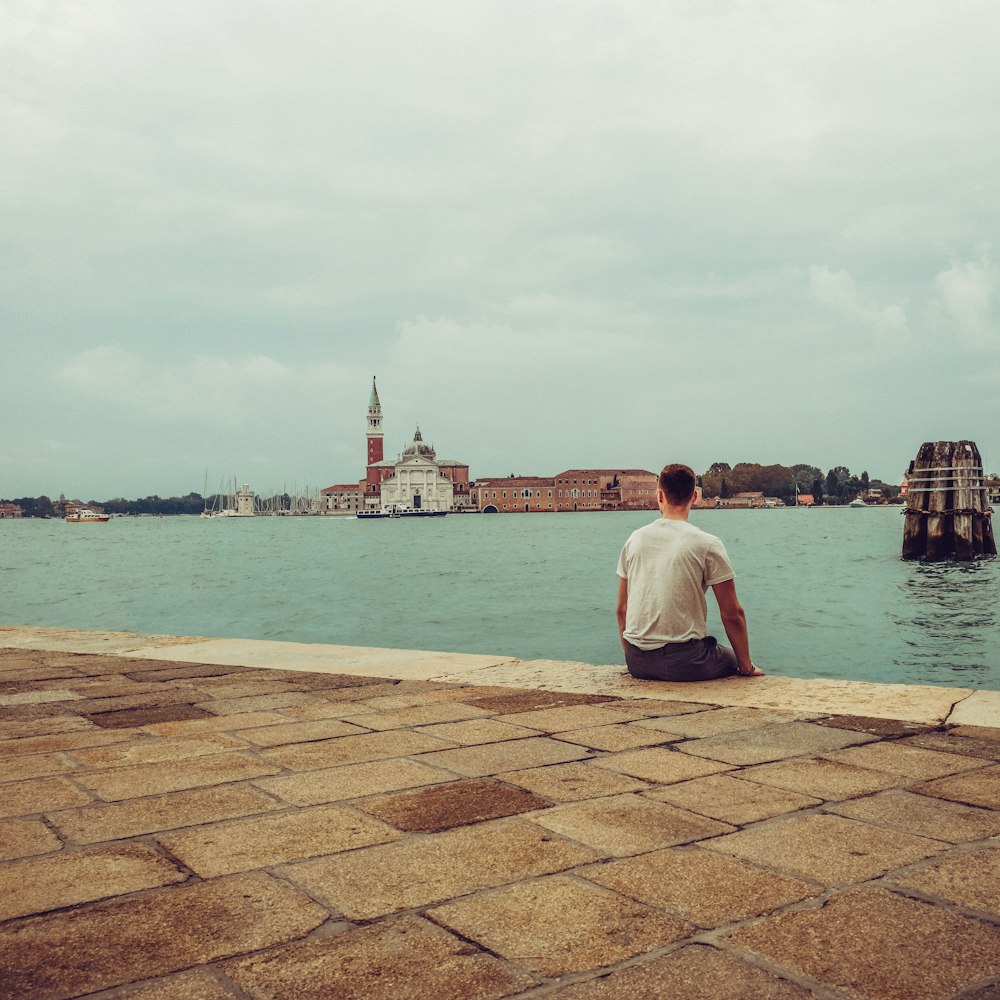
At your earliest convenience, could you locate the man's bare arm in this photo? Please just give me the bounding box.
[711,579,763,676]
[616,577,629,655]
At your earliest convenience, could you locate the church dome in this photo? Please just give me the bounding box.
[401,426,436,461]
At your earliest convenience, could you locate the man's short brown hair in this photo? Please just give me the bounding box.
[659,464,697,505]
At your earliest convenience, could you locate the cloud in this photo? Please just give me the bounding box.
[808,265,910,349]
[56,346,342,424]
[932,249,998,350]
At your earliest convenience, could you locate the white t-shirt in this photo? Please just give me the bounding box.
[616,518,735,650]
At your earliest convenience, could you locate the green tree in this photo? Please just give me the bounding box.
[825,469,840,499]
[12,496,54,518]
[811,477,825,505]
[791,464,821,492]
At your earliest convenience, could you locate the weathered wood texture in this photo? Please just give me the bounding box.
[902,440,997,561]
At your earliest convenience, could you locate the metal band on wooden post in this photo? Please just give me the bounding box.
[902,440,997,561]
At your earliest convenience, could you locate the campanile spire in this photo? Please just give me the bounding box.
[367,376,384,470]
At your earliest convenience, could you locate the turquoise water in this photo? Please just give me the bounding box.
[2,508,998,690]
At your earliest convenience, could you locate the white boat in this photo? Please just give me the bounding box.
[65,509,110,523]
[356,504,448,519]
[849,497,867,508]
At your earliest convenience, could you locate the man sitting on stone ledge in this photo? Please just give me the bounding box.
[616,463,765,682]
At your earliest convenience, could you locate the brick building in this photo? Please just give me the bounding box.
[474,469,660,513]
[476,477,556,513]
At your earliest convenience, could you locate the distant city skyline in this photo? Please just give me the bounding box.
[3,3,998,499]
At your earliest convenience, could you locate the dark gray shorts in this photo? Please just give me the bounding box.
[625,636,739,682]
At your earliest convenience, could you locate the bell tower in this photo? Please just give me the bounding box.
[366,376,384,487]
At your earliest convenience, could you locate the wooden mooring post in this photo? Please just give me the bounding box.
[902,440,997,560]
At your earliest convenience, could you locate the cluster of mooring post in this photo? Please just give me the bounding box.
[902,440,997,561]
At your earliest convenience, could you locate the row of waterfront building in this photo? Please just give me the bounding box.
[320,378,664,515]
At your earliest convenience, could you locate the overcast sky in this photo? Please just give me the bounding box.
[3,1,999,500]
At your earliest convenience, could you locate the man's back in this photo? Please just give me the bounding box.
[617,518,734,649]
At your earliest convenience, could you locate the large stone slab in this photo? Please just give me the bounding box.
[418,736,591,777]
[553,723,680,752]
[544,943,814,999]
[823,740,989,779]
[415,718,544,745]
[49,784,281,843]
[499,762,651,802]
[70,687,202,715]
[427,874,693,978]
[891,844,1000,915]
[189,679,303,700]
[222,913,536,1000]
[465,690,619,714]
[0,689,81,706]
[143,710,292,736]
[67,733,246,768]
[90,967,240,999]
[729,886,1000,999]
[0,776,91,818]
[580,846,818,927]
[259,730,455,771]
[0,872,328,1000]
[528,793,734,856]
[495,704,652,732]
[947,689,1000,728]
[340,701,493,731]
[123,636,514,681]
[646,773,820,825]
[588,747,732,784]
[912,763,1000,809]
[0,751,77,782]
[232,718,369,747]
[0,715,92,740]
[736,757,899,801]
[84,703,213,728]
[74,752,281,801]
[358,778,549,832]
[0,818,62,861]
[158,803,401,877]
[0,626,193,655]
[902,730,1000,761]
[0,842,185,921]
[678,721,875,766]
[827,789,1000,843]
[253,758,455,807]
[195,692,319,715]
[283,816,601,919]
[707,813,948,885]
[634,705,806,738]
[0,726,144,757]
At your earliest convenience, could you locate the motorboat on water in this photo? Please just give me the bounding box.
[356,504,448,519]
[848,497,867,508]
[65,509,111,523]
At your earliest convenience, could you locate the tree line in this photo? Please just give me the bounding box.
[3,492,303,517]
[4,494,209,517]
[699,463,901,506]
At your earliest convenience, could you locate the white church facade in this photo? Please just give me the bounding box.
[378,430,455,512]
[322,379,473,514]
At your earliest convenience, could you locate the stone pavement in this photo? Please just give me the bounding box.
[0,635,998,999]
